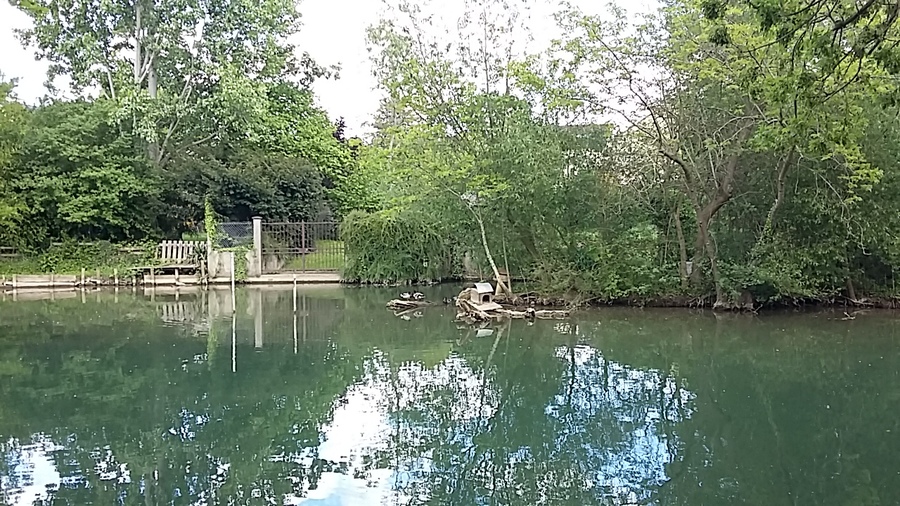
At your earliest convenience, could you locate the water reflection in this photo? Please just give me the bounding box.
[0,287,898,505]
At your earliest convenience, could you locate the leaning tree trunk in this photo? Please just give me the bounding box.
[469,206,512,297]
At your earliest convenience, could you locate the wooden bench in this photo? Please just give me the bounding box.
[137,241,205,284]
[157,241,204,267]
[3,274,80,288]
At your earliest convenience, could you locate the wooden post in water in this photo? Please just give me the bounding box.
[11,274,16,289]
[95,268,100,285]
[301,222,307,272]
[230,254,236,314]
[113,268,118,286]
[175,268,180,284]
[150,267,155,286]
[231,312,237,373]
[293,274,297,313]
[50,272,55,287]
[80,268,85,287]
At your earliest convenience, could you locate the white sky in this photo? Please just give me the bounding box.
[0,0,658,136]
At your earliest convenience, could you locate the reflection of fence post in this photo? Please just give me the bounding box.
[253,289,263,349]
[252,216,262,277]
[206,226,213,279]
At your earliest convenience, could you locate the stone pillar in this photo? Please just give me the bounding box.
[251,216,263,278]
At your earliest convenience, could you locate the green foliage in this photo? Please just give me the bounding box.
[341,211,457,284]
[534,224,681,301]
[350,0,900,305]
[214,151,325,222]
[0,78,28,244]
[0,240,154,275]
[9,100,163,247]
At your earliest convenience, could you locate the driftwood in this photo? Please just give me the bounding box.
[498,308,570,320]
[386,299,433,311]
[455,289,570,322]
[456,297,494,322]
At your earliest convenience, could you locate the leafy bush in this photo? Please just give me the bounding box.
[533,224,681,301]
[341,211,458,283]
[0,241,155,275]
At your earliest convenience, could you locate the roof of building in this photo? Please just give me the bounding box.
[473,282,494,294]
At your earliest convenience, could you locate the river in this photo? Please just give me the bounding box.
[0,285,897,505]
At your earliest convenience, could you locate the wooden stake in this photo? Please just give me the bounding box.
[230,254,236,314]
[80,268,85,287]
[113,268,118,286]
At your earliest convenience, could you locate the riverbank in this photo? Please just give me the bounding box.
[2,275,897,311]
[512,293,900,311]
[1,271,342,288]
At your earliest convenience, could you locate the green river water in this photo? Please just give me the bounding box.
[0,286,897,505]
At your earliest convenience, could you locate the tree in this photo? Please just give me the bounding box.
[11,100,164,244]
[0,77,27,242]
[548,0,891,305]
[11,0,329,167]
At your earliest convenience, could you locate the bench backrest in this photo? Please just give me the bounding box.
[157,241,204,263]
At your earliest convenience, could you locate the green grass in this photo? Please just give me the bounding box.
[286,240,345,271]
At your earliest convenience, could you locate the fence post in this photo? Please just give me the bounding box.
[252,216,263,278]
[301,222,307,272]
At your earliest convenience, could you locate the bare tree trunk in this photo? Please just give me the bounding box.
[846,277,858,302]
[758,146,797,247]
[701,221,725,307]
[134,2,142,85]
[672,206,689,288]
[688,122,756,288]
[148,64,160,163]
[469,206,512,297]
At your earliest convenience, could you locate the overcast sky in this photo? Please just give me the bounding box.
[0,0,657,136]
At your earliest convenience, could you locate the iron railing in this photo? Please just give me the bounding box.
[260,221,343,272]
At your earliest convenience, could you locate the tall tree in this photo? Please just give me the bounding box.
[11,0,329,167]
[0,77,27,243]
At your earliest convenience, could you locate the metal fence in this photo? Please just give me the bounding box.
[260,221,343,273]
[214,222,254,249]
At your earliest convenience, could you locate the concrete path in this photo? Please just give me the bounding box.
[245,272,342,284]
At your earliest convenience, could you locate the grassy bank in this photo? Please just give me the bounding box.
[0,242,155,277]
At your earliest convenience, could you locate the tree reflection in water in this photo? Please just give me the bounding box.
[1,288,898,505]
[348,328,694,506]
